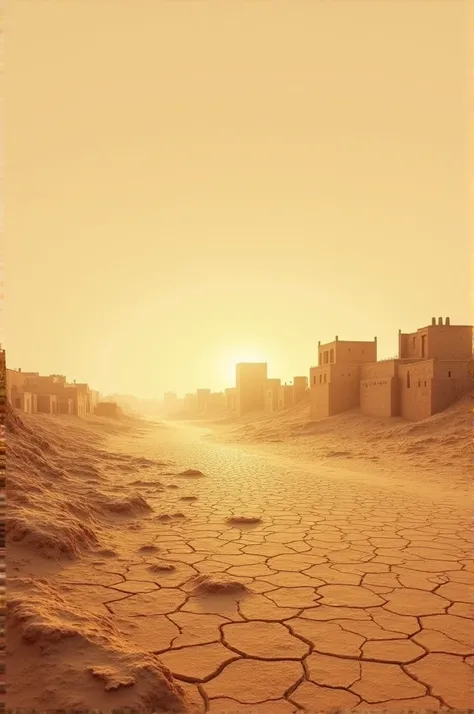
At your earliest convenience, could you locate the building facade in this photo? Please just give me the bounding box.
[236,362,267,416]
[310,337,377,419]
[264,378,281,412]
[312,319,473,422]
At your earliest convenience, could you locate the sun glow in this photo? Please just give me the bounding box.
[217,347,267,385]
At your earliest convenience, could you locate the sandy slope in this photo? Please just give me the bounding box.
[7,406,196,713]
[212,392,473,494]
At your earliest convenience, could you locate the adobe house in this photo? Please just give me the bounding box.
[70,382,94,415]
[6,368,39,405]
[293,375,308,403]
[224,387,236,412]
[10,388,36,414]
[205,392,226,413]
[278,383,295,410]
[95,401,121,418]
[184,392,198,412]
[36,394,58,414]
[236,362,268,416]
[358,317,473,421]
[58,397,74,415]
[163,392,180,415]
[397,317,473,421]
[196,388,211,412]
[265,378,281,412]
[310,336,377,419]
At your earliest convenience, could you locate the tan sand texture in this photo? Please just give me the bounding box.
[6,402,474,712]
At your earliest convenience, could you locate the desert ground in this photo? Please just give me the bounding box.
[6,398,474,713]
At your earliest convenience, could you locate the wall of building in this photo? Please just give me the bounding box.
[95,402,120,418]
[310,383,330,419]
[329,371,360,415]
[293,376,308,403]
[206,392,225,413]
[6,369,28,403]
[58,397,73,415]
[184,393,198,412]
[278,385,294,410]
[224,388,236,412]
[265,379,281,412]
[398,361,433,421]
[36,394,58,414]
[319,339,376,366]
[430,360,473,414]
[428,325,472,361]
[399,323,473,361]
[236,363,267,416]
[360,378,400,417]
[310,364,360,419]
[197,389,211,412]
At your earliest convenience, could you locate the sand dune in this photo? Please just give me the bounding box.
[215,392,473,493]
[6,405,195,712]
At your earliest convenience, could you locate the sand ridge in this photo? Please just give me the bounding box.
[6,405,474,712]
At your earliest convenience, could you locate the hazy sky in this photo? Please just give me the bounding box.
[6,1,471,398]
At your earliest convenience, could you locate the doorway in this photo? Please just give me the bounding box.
[421,334,426,358]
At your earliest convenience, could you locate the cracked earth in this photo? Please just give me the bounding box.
[14,421,474,711]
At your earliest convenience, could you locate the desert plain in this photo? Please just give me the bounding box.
[6,394,474,713]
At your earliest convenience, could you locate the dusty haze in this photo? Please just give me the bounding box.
[6,0,471,397]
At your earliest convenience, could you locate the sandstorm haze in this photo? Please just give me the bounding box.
[6,0,471,398]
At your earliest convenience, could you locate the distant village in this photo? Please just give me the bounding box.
[3,316,473,425]
[163,316,474,423]
[4,362,120,419]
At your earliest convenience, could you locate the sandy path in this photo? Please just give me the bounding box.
[20,420,474,712]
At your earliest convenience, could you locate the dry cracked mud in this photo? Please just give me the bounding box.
[31,422,474,711]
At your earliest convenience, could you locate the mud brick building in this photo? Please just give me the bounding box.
[311,318,473,422]
[236,362,267,416]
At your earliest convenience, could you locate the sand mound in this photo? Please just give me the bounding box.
[6,405,154,560]
[130,478,164,488]
[7,510,100,559]
[188,573,249,596]
[95,491,153,516]
[148,561,177,572]
[137,544,160,553]
[226,516,262,525]
[7,577,190,712]
[177,469,205,477]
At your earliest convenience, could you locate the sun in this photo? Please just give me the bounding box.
[217,347,266,385]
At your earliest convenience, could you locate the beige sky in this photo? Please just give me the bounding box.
[6,0,472,398]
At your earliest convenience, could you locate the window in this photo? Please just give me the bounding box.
[319,375,322,384]
[406,371,411,388]
[313,376,316,385]
[417,380,421,387]
[323,374,327,383]
[448,371,452,378]
[412,337,416,348]
[424,381,427,387]
[330,348,334,363]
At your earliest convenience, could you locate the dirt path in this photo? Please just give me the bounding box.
[37,421,474,711]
